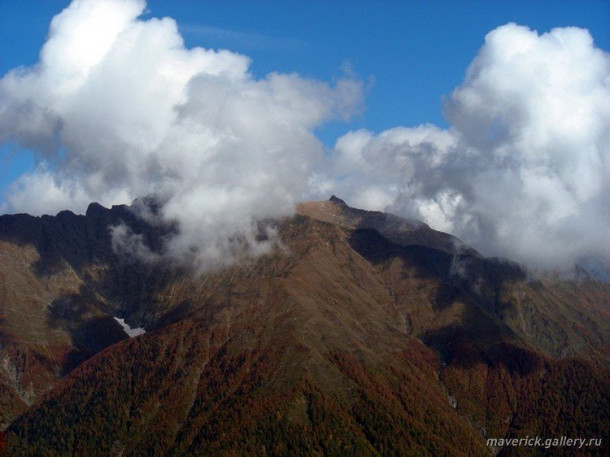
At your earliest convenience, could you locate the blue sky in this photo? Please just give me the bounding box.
[1,0,608,202]
[0,0,608,270]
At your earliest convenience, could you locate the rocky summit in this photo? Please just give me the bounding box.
[0,197,608,456]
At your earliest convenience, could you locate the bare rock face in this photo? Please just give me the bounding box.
[0,197,608,455]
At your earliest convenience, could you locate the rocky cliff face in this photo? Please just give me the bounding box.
[0,198,608,455]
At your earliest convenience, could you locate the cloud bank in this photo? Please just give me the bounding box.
[0,1,608,272]
[317,23,610,269]
[0,0,362,271]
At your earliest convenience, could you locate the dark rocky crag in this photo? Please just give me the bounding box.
[0,197,608,456]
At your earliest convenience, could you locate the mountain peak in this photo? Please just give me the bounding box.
[297,197,467,255]
[1,197,609,455]
[85,202,108,218]
[329,195,347,205]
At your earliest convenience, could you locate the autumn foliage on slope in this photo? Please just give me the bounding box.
[0,198,608,455]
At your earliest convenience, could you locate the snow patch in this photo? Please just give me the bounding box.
[114,317,146,338]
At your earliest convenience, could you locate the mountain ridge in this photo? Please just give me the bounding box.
[0,196,608,455]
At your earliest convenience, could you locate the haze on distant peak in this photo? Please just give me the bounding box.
[0,1,608,272]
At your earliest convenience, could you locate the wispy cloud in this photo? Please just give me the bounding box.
[179,24,309,52]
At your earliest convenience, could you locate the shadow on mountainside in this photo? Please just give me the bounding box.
[347,227,540,377]
[0,201,172,274]
[47,291,127,355]
[0,202,179,320]
[347,227,526,307]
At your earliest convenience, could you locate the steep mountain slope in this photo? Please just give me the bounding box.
[0,197,608,456]
[299,197,610,366]
[0,201,170,428]
[0,240,126,429]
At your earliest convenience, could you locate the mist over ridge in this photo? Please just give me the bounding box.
[314,23,610,270]
[0,0,608,271]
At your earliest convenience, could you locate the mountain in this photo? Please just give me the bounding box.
[0,197,608,456]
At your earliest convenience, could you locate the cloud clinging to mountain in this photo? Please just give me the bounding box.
[318,23,610,269]
[0,0,363,271]
[0,1,608,272]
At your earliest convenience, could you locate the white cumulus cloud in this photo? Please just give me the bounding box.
[320,23,610,269]
[1,4,607,273]
[0,0,363,271]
